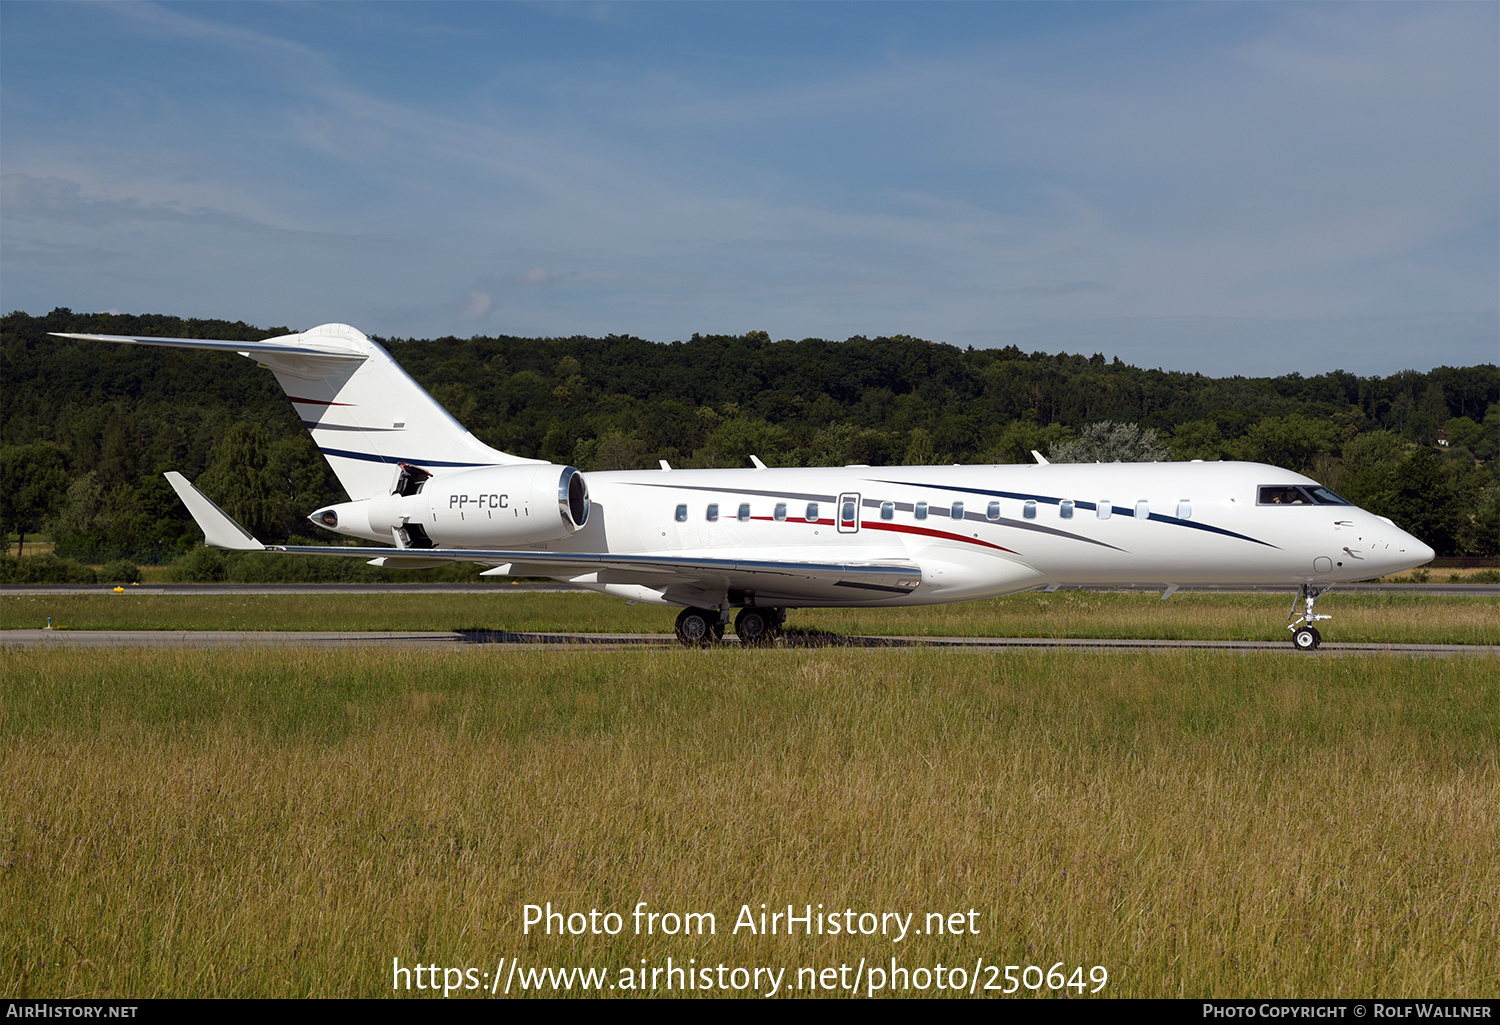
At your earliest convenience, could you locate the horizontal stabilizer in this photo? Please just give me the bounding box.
[60,323,534,499]
[51,332,367,360]
[163,472,265,551]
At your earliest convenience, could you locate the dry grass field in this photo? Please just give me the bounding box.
[3,645,1496,998]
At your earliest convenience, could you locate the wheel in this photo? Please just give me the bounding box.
[735,608,773,646]
[1292,627,1318,651]
[1309,626,1322,648]
[675,607,715,647]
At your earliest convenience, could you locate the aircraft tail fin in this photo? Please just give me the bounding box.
[54,324,540,499]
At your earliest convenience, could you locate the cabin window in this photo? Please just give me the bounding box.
[1177,500,1192,520]
[706,503,719,522]
[674,504,687,522]
[774,503,787,521]
[952,502,964,520]
[1060,500,1074,519]
[987,501,1000,521]
[880,502,894,520]
[806,503,819,522]
[1024,501,1037,519]
[915,501,928,520]
[737,503,751,522]
[1097,500,1111,520]
[1136,500,1149,519]
[841,500,857,524]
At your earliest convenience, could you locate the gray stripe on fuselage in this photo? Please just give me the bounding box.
[624,479,1121,551]
[622,482,836,503]
[872,478,1277,549]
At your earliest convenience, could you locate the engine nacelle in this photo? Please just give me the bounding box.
[312,463,589,548]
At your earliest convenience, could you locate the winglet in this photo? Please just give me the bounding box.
[163,472,264,550]
[1031,450,1050,465]
[749,455,768,470]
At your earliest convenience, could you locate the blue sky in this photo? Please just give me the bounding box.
[2,2,1495,376]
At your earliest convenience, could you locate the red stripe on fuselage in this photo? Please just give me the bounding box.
[743,516,1015,553]
[861,519,1016,552]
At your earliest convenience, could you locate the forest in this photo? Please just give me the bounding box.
[2,307,1496,573]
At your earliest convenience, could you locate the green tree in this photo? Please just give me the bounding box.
[196,422,277,537]
[1232,414,1342,476]
[701,417,792,468]
[1166,419,1227,461]
[1050,421,1169,463]
[0,441,70,554]
[981,420,1073,465]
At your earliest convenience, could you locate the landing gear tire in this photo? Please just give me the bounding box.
[1292,626,1321,651]
[735,608,779,647]
[675,607,718,647]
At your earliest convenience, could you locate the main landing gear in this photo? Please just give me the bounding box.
[673,606,786,647]
[1287,584,1332,651]
[733,607,786,647]
[673,607,724,647]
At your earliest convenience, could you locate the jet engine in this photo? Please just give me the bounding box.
[312,463,589,548]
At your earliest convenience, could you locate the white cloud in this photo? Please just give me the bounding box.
[463,290,492,319]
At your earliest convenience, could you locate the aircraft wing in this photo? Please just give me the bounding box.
[164,472,920,603]
[282,544,921,602]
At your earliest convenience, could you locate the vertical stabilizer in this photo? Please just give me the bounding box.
[52,323,541,499]
[252,324,540,498]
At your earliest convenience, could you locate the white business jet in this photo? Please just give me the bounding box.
[54,323,1435,649]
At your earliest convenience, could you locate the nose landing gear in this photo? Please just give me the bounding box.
[1287,584,1332,651]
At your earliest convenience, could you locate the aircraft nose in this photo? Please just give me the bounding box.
[1362,515,1433,575]
[1386,524,1434,570]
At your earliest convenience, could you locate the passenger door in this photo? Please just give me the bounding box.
[838,492,861,533]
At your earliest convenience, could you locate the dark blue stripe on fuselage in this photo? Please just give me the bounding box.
[871,478,1278,549]
[317,446,493,469]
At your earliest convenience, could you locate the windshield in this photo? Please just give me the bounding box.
[1258,484,1353,506]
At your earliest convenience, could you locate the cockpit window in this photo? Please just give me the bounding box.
[1258,486,1309,506]
[1304,486,1352,506]
[1259,485,1354,506]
